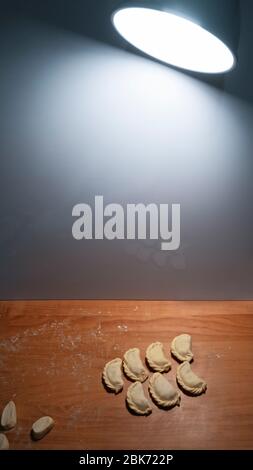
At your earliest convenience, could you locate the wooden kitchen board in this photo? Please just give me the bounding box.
[0,300,253,450]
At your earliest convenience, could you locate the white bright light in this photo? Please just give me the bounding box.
[112,7,235,74]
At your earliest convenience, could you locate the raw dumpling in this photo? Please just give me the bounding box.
[171,334,193,362]
[103,358,124,394]
[146,342,171,372]
[126,382,152,416]
[0,433,9,450]
[1,400,17,430]
[31,416,54,441]
[177,361,207,395]
[149,372,180,408]
[123,348,148,382]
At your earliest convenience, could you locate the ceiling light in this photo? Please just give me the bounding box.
[112,1,239,74]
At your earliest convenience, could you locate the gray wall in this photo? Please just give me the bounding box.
[0,1,253,299]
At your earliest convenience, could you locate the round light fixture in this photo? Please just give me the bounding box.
[112,2,239,74]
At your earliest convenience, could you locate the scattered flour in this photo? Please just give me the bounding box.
[117,325,128,333]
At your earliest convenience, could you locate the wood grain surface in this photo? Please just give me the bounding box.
[0,300,253,450]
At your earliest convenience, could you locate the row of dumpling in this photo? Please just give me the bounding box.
[102,334,207,415]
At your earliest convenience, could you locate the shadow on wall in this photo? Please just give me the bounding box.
[224,0,253,104]
[2,0,253,99]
